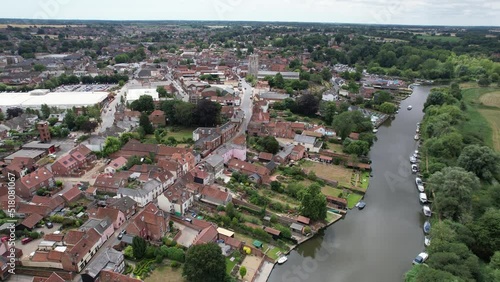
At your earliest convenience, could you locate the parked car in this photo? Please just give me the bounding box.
[21,237,33,245]
[117,229,126,240]
[419,193,428,204]
[45,222,53,229]
[183,218,193,223]
[424,236,431,247]
[412,164,419,173]
[415,178,425,192]
[423,221,431,234]
[356,201,366,210]
[423,206,432,217]
[413,252,429,265]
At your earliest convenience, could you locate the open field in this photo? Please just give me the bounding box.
[145,265,184,282]
[325,142,343,153]
[461,87,500,151]
[302,161,352,187]
[478,109,500,151]
[479,91,500,108]
[321,186,343,198]
[417,35,461,42]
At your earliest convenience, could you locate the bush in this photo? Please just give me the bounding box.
[171,261,180,268]
[155,254,163,263]
[145,246,156,259]
[166,247,185,262]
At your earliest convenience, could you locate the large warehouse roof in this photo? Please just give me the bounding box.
[126,88,159,102]
[0,91,109,110]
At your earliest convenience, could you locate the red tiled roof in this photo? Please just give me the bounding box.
[99,270,142,282]
[61,187,83,202]
[258,152,274,161]
[264,226,281,236]
[45,272,65,282]
[19,167,53,190]
[64,230,85,245]
[297,215,310,225]
[193,225,218,245]
[200,186,230,202]
[44,233,64,242]
[20,213,43,229]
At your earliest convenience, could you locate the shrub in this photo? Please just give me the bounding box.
[155,254,163,263]
[166,247,185,262]
[171,261,180,268]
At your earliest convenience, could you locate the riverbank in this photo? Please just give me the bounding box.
[267,86,431,282]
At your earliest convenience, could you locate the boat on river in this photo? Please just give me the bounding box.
[407,105,413,110]
[414,134,420,140]
[277,256,288,264]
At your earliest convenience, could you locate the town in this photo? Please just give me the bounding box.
[0,20,499,282]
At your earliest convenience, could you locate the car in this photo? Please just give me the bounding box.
[412,164,419,173]
[425,236,431,247]
[419,193,428,204]
[415,178,425,192]
[355,201,366,210]
[183,218,192,223]
[45,222,53,229]
[21,237,33,245]
[413,252,429,265]
[423,206,432,217]
[117,229,126,240]
[423,221,431,234]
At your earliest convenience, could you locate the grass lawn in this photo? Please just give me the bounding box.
[346,193,363,209]
[479,91,500,108]
[166,127,196,140]
[233,233,287,261]
[226,256,239,274]
[325,142,343,153]
[417,34,461,42]
[359,172,370,190]
[145,265,184,282]
[478,109,500,151]
[266,245,286,260]
[321,186,344,198]
[303,161,353,187]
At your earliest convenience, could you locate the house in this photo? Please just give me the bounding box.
[93,173,128,194]
[263,226,281,240]
[126,203,169,241]
[198,185,232,207]
[192,167,211,185]
[319,155,333,163]
[157,185,193,216]
[227,159,270,177]
[104,157,127,174]
[293,134,323,153]
[18,213,43,230]
[88,207,126,230]
[97,270,142,282]
[2,157,36,178]
[290,145,306,161]
[106,196,138,220]
[204,154,224,179]
[60,186,83,204]
[61,228,102,272]
[15,167,55,199]
[148,110,166,127]
[79,217,114,245]
[258,152,274,163]
[51,145,94,177]
[81,248,124,282]
[290,223,304,234]
[117,179,162,207]
[193,225,218,245]
[274,144,295,164]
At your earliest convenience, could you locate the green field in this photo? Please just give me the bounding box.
[346,193,364,209]
[417,35,461,42]
[166,127,195,140]
[461,87,500,150]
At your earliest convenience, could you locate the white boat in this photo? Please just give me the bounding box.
[372,129,378,133]
[277,256,288,264]
[407,105,413,110]
[414,134,420,140]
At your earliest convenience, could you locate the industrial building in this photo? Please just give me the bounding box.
[125,88,159,102]
[0,89,109,112]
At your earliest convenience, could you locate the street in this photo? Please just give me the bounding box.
[99,86,125,133]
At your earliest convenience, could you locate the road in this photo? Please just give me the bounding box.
[165,68,189,102]
[238,78,254,134]
[99,85,125,134]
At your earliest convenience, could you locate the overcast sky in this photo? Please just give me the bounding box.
[1,0,499,26]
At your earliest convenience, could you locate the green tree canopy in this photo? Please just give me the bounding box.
[183,243,226,282]
[130,95,155,114]
[379,102,397,114]
[132,236,147,259]
[139,112,154,135]
[458,145,500,182]
[299,183,327,221]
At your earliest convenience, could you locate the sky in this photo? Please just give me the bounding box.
[1,0,499,26]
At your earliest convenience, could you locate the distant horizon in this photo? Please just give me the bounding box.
[1,0,498,27]
[0,18,499,28]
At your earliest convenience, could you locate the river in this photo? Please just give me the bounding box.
[267,86,432,282]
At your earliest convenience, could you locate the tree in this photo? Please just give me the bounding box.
[194,100,221,127]
[343,139,370,156]
[183,243,226,282]
[373,91,392,105]
[273,73,285,89]
[132,236,147,259]
[296,94,319,116]
[156,86,168,97]
[450,82,462,100]
[102,137,122,156]
[225,202,236,219]
[123,245,134,259]
[130,95,155,114]
[258,136,280,154]
[379,102,397,114]
[458,145,500,182]
[300,183,327,221]
[139,113,154,135]
[427,167,480,222]
[321,67,332,81]
[239,266,247,279]
[63,110,76,130]
[39,104,50,119]
[33,64,46,72]
[115,54,130,64]
[319,101,337,125]
[424,90,447,109]
[470,209,500,261]
[6,107,23,119]
[478,75,491,87]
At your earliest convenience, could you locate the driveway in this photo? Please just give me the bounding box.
[173,222,198,248]
[18,223,62,260]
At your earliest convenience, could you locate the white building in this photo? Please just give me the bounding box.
[125,88,159,102]
[157,186,193,216]
[117,179,163,207]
